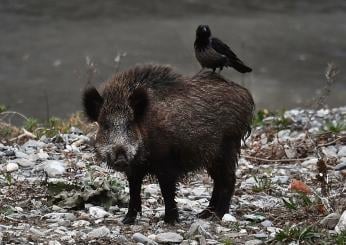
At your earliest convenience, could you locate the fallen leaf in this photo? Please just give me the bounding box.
[289,179,312,194]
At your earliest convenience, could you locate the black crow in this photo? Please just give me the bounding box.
[194,25,252,73]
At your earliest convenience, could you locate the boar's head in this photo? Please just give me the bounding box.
[83,85,148,170]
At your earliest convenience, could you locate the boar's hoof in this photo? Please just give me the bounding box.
[122,215,136,225]
[197,208,218,219]
[164,209,179,224]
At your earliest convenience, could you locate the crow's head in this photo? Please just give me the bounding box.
[196,25,211,39]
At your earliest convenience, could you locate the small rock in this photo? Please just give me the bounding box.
[261,220,273,227]
[69,127,83,135]
[338,146,346,157]
[301,158,318,168]
[44,212,76,221]
[89,206,110,219]
[277,129,291,140]
[14,207,23,212]
[132,233,158,245]
[155,232,183,243]
[271,176,289,184]
[37,150,49,160]
[4,149,15,156]
[322,146,337,158]
[23,140,44,149]
[29,227,45,237]
[243,214,265,222]
[335,162,346,171]
[72,220,90,227]
[320,213,340,230]
[335,210,346,234]
[144,184,160,197]
[254,233,267,239]
[222,214,237,222]
[284,145,296,159]
[6,162,19,172]
[87,226,110,239]
[48,241,61,245]
[15,151,29,159]
[240,177,257,189]
[43,160,65,177]
[245,239,264,245]
[16,158,35,168]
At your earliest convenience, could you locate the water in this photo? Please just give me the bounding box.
[1,0,346,120]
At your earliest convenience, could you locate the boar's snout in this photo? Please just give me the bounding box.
[106,146,129,168]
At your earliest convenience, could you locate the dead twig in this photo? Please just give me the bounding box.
[9,128,36,142]
[241,154,310,163]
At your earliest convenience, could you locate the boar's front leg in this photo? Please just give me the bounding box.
[157,172,179,224]
[123,166,147,224]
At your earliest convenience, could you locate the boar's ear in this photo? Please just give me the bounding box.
[82,86,104,122]
[129,87,149,122]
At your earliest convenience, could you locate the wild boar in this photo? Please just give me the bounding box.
[83,64,254,224]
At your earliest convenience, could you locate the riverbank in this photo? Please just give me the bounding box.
[0,107,345,244]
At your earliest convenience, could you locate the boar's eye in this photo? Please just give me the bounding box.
[100,121,111,131]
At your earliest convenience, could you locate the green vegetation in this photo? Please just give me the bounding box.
[221,238,234,245]
[253,109,292,130]
[274,226,319,243]
[252,175,274,193]
[323,121,346,133]
[0,110,92,141]
[335,230,346,245]
[0,104,7,113]
[23,117,39,132]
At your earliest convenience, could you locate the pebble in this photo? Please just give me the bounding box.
[15,151,29,159]
[29,227,45,237]
[72,220,90,227]
[16,158,35,167]
[301,158,318,168]
[320,213,340,230]
[44,212,76,221]
[155,232,183,243]
[338,146,346,157]
[132,233,158,245]
[6,162,19,172]
[245,239,264,245]
[87,226,110,239]
[335,210,346,234]
[260,220,273,227]
[43,160,66,177]
[243,214,266,222]
[322,146,338,158]
[335,162,346,171]
[48,241,61,245]
[222,214,237,222]
[271,176,289,184]
[89,206,110,219]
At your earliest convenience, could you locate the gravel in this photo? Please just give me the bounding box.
[0,107,345,244]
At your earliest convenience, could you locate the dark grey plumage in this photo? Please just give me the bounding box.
[194,25,252,73]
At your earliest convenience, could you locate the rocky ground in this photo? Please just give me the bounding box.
[0,107,346,245]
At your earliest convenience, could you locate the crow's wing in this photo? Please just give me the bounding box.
[211,37,238,59]
[211,37,252,73]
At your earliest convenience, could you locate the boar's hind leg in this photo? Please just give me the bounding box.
[197,168,219,219]
[123,167,147,224]
[214,139,238,219]
[157,172,179,224]
[199,139,238,220]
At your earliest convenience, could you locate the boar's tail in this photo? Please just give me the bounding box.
[241,125,252,148]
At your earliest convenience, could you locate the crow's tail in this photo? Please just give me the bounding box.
[230,59,252,73]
